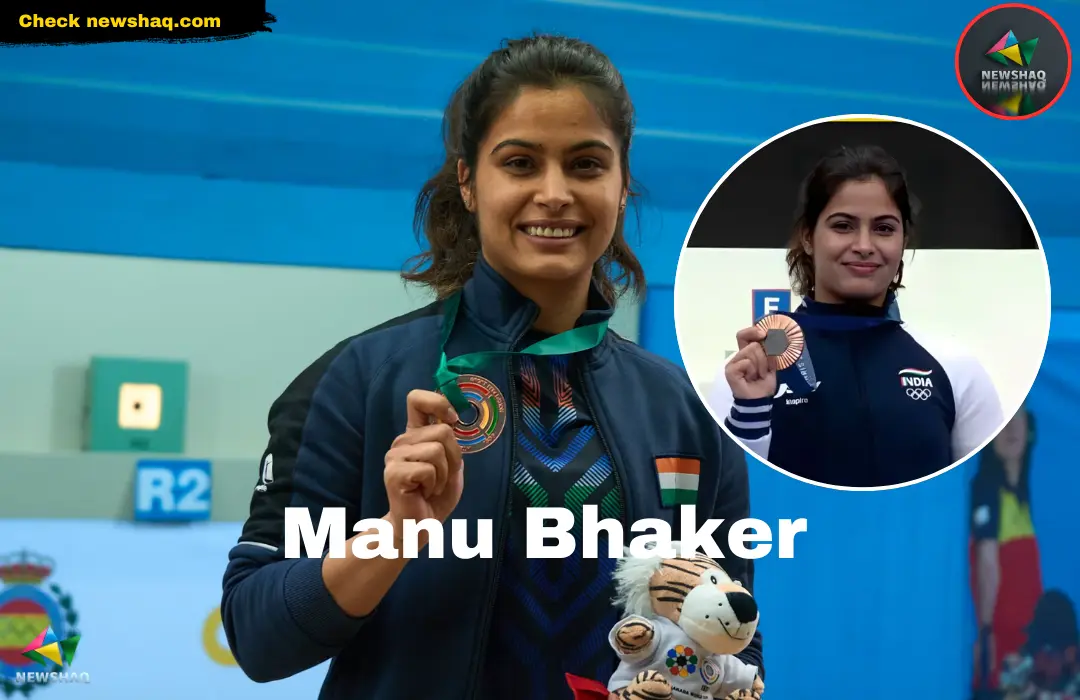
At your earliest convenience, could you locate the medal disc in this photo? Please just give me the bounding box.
[755,314,805,370]
[442,374,507,454]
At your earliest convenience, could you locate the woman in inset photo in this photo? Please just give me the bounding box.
[708,143,1004,488]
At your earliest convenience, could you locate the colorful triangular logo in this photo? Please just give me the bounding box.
[986,30,1038,66]
[21,627,80,667]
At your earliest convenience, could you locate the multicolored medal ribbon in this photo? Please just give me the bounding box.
[433,291,609,414]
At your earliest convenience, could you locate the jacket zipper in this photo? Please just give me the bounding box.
[466,333,630,697]
[467,348,522,699]
[849,339,877,478]
[576,362,631,526]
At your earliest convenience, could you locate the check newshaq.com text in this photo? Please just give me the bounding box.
[283,506,808,559]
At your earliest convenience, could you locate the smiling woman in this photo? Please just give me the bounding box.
[220,33,764,700]
[403,38,645,334]
[673,116,1051,491]
[784,145,914,307]
[454,85,631,333]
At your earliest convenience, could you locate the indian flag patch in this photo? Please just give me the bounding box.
[656,457,700,507]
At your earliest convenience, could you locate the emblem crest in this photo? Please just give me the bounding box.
[0,551,80,697]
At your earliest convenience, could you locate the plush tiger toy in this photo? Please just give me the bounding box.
[604,541,764,700]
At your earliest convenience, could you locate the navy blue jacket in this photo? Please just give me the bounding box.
[710,297,1003,488]
[221,257,764,699]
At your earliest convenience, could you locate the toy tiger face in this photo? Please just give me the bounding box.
[613,543,759,658]
[649,552,758,655]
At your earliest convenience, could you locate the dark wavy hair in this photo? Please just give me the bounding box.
[402,34,646,303]
[974,406,1036,504]
[786,144,919,298]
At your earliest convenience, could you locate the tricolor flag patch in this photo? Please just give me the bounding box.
[655,457,700,507]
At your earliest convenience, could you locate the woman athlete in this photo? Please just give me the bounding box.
[220,35,764,700]
[708,144,1003,488]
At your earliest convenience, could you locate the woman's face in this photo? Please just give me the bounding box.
[993,409,1029,461]
[461,85,625,294]
[807,177,905,305]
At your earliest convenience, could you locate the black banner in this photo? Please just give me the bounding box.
[689,121,1038,250]
[1,1,274,46]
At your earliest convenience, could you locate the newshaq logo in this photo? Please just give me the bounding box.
[981,68,1047,92]
[14,670,91,685]
[12,625,89,688]
[981,30,1046,92]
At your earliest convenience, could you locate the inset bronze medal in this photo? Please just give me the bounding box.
[755,314,805,371]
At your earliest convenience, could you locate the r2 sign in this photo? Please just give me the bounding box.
[134,459,212,522]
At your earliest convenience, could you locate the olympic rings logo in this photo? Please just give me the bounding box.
[906,388,932,401]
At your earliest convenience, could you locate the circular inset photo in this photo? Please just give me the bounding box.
[674,115,1051,490]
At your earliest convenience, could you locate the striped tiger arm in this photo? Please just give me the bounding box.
[722,676,764,700]
[721,690,762,700]
[610,670,673,700]
[611,616,657,660]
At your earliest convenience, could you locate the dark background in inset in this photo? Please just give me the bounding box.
[956,6,1070,114]
[688,121,1039,250]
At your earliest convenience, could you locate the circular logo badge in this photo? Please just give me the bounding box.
[955,4,1072,120]
[447,374,507,454]
[700,658,721,685]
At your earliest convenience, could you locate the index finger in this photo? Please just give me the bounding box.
[735,325,766,350]
[406,389,459,429]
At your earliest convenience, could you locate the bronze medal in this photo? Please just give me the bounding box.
[440,374,507,454]
[755,314,805,370]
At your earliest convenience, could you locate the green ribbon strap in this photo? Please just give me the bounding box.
[433,291,608,413]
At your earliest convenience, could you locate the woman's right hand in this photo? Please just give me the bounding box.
[321,389,464,615]
[383,390,465,540]
[725,326,778,401]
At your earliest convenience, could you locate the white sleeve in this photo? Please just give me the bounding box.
[706,362,772,461]
[902,326,1005,463]
[949,354,1005,462]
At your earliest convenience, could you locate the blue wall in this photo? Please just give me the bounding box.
[1,0,1079,293]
